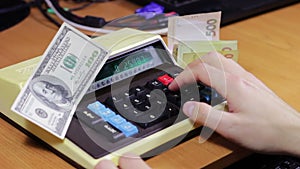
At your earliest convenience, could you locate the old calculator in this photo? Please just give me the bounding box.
[0,28,225,168]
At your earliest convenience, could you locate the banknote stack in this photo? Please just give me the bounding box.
[168,12,238,67]
[11,23,110,139]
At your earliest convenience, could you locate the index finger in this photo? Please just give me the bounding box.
[169,61,227,99]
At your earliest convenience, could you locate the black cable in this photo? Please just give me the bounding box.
[34,0,112,29]
[35,0,61,27]
[68,1,95,11]
[48,0,107,27]
[0,0,35,15]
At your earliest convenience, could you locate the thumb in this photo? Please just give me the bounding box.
[183,101,226,133]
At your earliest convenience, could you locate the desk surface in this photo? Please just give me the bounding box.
[1,1,300,169]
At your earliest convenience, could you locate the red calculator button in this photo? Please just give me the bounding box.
[157,74,174,86]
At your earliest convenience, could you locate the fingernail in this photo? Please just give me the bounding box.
[183,102,195,117]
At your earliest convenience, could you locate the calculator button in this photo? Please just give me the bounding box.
[116,100,166,128]
[124,91,130,98]
[106,115,139,137]
[107,115,126,127]
[136,102,166,128]
[95,108,116,121]
[75,110,103,126]
[166,91,180,104]
[199,88,212,104]
[88,101,117,120]
[135,100,150,111]
[126,107,144,117]
[93,121,125,142]
[87,101,115,120]
[165,103,179,117]
[146,79,163,90]
[157,74,174,86]
[118,122,139,137]
[105,96,122,109]
[129,86,147,96]
[111,95,122,102]
[130,96,145,107]
[114,100,133,111]
[87,101,106,113]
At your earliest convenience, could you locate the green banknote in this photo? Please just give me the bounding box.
[11,23,110,139]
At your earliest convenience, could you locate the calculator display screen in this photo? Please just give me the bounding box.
[86,41,171,93]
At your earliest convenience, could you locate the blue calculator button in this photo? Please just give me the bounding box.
[108,115,126,127]
[87,101,106,112]
[96,108,116,121]
[118,122,138,137]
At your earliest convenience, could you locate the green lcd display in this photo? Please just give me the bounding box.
[96,48,153,81]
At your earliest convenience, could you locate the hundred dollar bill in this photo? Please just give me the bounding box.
[173,40,238,67]
[168,11,221,52]
[11,23,109,139]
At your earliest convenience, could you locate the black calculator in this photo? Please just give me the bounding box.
[66,38,225,160]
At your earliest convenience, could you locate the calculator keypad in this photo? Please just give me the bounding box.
[75,70,225,143]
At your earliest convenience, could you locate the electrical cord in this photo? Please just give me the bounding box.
[44,0,171,34]
[1,0,172,34]
[35,0,61,27]
[0,1,32,15]
[44,0,118,33]
[68,1,95,12]
[35,0,110,29]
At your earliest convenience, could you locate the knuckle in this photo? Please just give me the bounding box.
[226,73,248,89]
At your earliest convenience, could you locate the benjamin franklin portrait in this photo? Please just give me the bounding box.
[29,75,73,111]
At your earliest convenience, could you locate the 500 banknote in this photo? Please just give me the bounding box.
[173,40,238,67]
[168,11,221,52]
[11,23,110,139]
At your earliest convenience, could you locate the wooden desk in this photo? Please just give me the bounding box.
[1,1,299,168]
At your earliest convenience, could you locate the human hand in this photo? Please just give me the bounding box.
[95,153,151,169]
[169,51,300,156]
